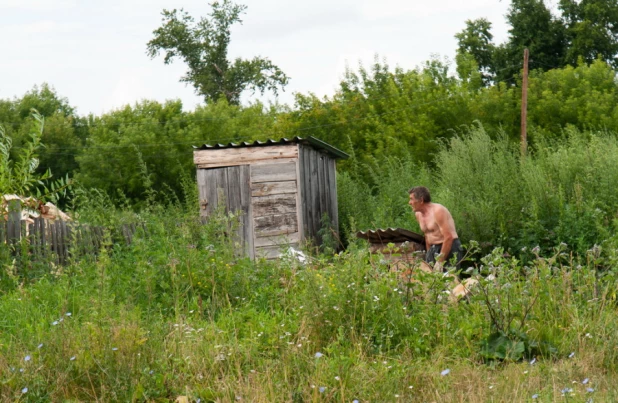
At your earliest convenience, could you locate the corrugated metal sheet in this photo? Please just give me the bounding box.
[356,228,425,244]
[194,136,349,160]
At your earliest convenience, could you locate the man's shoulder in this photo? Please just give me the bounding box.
[431,203,451,216]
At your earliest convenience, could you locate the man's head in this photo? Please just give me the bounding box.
[408,186,431,211]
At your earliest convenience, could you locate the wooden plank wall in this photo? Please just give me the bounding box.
[299,145,339,245]
[196,165,254,258]
[0,217,124,265]
[250,161,300,259]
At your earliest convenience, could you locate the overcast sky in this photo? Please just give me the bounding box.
[0,0,512,116]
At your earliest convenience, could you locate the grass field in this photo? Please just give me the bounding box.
[1,209,617,402]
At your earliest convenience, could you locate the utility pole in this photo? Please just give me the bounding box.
[521,48,529,157]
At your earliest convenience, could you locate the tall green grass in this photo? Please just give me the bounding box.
[339,123,618,257]
[1,201,618,401]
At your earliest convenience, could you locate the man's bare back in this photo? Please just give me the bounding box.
[408,186,461,268]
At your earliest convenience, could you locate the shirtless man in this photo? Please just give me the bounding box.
[408,186,462,271]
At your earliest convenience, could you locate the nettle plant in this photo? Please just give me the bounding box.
[0,110,71,209]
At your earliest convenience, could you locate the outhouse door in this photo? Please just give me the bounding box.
[197,165,254,258]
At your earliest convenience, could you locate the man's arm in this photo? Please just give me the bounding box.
[435,208,457,264]
[415,211,429,251]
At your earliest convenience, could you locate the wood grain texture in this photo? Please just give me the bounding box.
[254,213,297,237]
[239,165,254,259]
[254,232,301,248]
[252,193,297,217]
[250,180,297,197]
[194,145,298,167]
[250,161,297,183]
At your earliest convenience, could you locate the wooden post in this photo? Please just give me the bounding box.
[7,199,21,246]
[521,48,529,157]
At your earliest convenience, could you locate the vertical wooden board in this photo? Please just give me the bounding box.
[310,148,320,241]
[318,152,328,223]
[226,165,245,257]
[294,150,304,242]
[328,158,340,234]
[239,164,254,259]
[226,166,243,214]
[215,168,229,211]
[39,219,46,258]
[303,147,312,239]
[50,223,57,264]
[197,168,219,217]
[60,221,67,264]
[299,146,309,239]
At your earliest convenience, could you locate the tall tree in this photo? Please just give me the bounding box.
[496,0,566,82]
[147,0,289,105]
[559,0,618,67]
[455,19,496,85]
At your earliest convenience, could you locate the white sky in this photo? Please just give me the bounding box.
[0,0,511,116]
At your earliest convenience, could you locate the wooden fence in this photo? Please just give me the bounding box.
[0,216,143,265]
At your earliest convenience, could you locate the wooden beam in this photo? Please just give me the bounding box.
[194,145,298,168]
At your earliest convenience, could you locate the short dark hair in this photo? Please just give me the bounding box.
[408,186,431,203]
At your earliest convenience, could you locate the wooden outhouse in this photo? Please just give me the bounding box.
[193,137,349,259]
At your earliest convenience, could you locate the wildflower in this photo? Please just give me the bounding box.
[561,388,573,394]
[582,378,589,384]
[353,400,359,403]
[52,321,59,326]
[21,387,28,394]
[24,355,31,362]
[65,312,72,316]
[19,368,24,373]
[568,352,575,358]
[532,246,540,254]
[112,347,118,351]
[440,369,450,376]
[335,376,340,381]
[319,387,326,393]
[529,358,536,365]
[587,388,595,393]
[314,352,323,358]
[37,343,43,349]
[532,394,539,399]
[70,356,76,361]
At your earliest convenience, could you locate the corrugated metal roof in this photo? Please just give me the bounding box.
[356,228,425,244]
[194,136,349,160]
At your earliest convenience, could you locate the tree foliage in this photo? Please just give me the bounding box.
[0,110,71,204]
[146,0,289,105]
[456,0,618,83]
